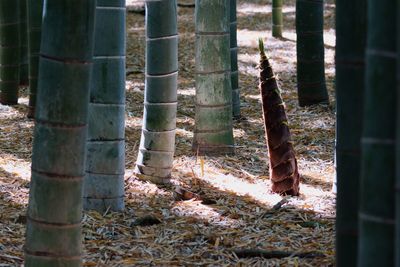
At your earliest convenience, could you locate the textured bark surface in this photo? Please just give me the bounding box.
[26,0,44,118]
[135,0,178,184]
[272,0,283,37]
[335,1,366,266]
[295,0,328,106]
[25,1,96,266]
[84,0,126,212]
[19,0,28,86]
[0,0,20,105]
[230,0,240,118]
[358,0,397,266]
[396,1,400,265]
[193,0,234,155]
[258,39,299,196]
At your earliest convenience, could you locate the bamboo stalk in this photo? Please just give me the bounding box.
[193,0,234,155]
[358,0,397,265]
[394,0,400,266]
[230,0,240,118]
[25,1,96,266]
[19,0,28,86]
[135,0,178,184]
[258,39,300,196]
[26,0,44,118]
[335,1,367,266]
[396,1,400,265]
[0,0,20,105]
[272,0,283,38]
[84,0,126,212]
[295,0,328,106]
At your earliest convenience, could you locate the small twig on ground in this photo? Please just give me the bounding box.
[261,198,289,218]
[272,197,289,210]
[174,186,216,205]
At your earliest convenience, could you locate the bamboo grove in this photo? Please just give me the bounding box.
[0,0,399,265]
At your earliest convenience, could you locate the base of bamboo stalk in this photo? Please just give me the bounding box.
[272,26,282,38]
[298,96,329,107]
[83,197,124,212]
[134,169,172,185]
[233,114,244,121]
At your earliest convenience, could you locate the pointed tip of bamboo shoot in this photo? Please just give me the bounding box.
[258,38,265,53]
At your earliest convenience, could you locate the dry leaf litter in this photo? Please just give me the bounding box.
[0,0,336,266]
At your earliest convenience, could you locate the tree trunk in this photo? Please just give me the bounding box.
[193,0,234,155]
[258,39,300,196]
[26,0,44,118]
[84,0,126,212]
[272,0,283,38]
[25,1,96,266]
[295,0,328,106]
[19,0,28,86]
[135,0,178,184]
[335,1,367,266]
[0,0,20,105]
[358,0,397,265]
[396,2,400,265]
[230,0,240,118]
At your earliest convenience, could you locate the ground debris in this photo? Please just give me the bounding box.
[0,0,336,266]
[132,215,162,227]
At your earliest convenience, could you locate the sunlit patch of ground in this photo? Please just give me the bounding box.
[0,0,336,266]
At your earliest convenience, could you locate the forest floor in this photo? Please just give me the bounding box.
[0,0,336,266]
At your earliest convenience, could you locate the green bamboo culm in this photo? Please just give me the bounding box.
[358,0,397,265]
[135,0,178,184]
[193,0,234,155]
[295,0,328,106]
[0,0,20,105]
[272,0,283,38]
[230,0,240,118]
[84,0,126,212]
[396,0,400,264]
[26,0,44,118]
[24,1,96,266]
[19,0,28,86]
[334,1,367,266]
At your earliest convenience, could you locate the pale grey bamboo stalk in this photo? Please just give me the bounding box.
[84,1,126,212]
[135,0,178,184]
[193,0,234,155]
